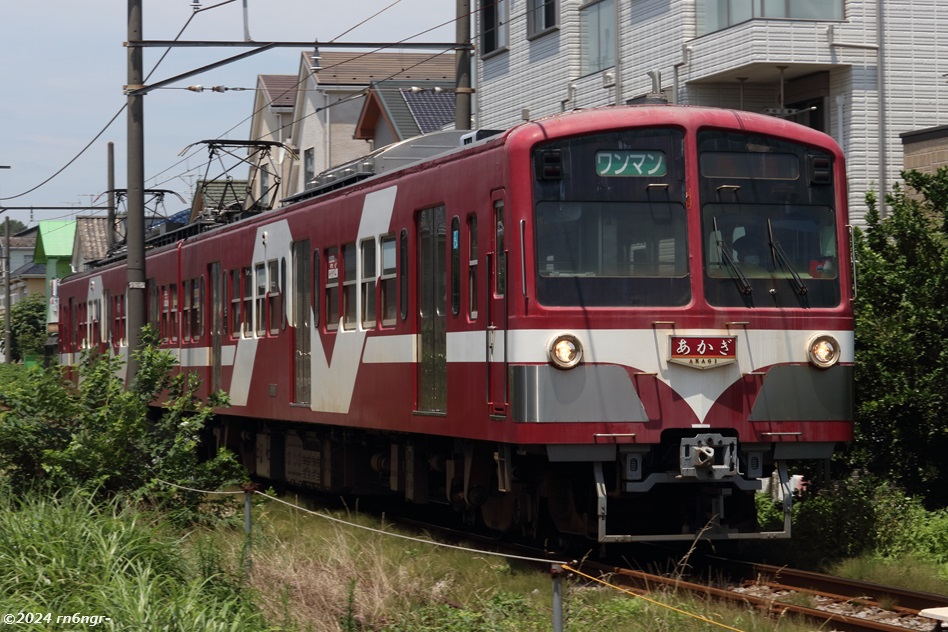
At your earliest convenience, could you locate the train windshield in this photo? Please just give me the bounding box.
[698,130,841,308]
[532,128,689,307]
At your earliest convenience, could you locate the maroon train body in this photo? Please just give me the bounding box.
[57,105,854,542]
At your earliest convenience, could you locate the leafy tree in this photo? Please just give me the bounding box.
[850,168,948,505]
[9,293,47,362]
[3,218,27,235]
[0,326,245,521]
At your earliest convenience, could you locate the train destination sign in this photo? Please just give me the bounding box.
[669,336,737,369]
[595,150,667,177]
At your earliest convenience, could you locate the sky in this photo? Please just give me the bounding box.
[0,1,457,228]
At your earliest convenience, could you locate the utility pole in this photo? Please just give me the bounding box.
[4,216,10,364]
[455,0,472,130]
[126,0,146,382]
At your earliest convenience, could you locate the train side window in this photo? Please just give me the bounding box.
[450,216,461,316]
[78,301,86,349]
[104,290,111,345]
[255,263,267,336]
[380,235,397,327]
[399,229,408,321]
[242,267,253,338]
[193,277,204,340]
[267,259,281,335]
[68,298,76,352]
[361,238,377,329]
[183,279,192,341]
[117,294,126,347]
[230,270,241,339]
[342,242,357,331]
[468,214,478,319]
[147,279,159,329]
[494,200,506,296]
[312,250,321,328]
[325,246,340,331]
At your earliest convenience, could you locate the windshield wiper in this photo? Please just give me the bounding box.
[713,217,752,295]
[766,219,808,295]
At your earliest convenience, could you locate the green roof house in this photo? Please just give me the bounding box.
[33,220,77,328]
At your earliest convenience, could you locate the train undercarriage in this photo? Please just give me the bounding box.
[211,417,797,544]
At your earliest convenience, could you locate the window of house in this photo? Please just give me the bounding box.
[527,0,557,37]
[580,0,615,75]
[481,0,509,55]
[304,147,315,185]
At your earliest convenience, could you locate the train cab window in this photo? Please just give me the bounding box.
[450,216,461,316]
[267,259,281,335]
[255,263,267,336]
[380,235,397,327]
[325,246,340,331]
[242,267,253,338]
[494,201,506,296]
[468,214,478,319]
[399,230,408,321]
[342,242,357,331]
[532,127,690,307]
[361,238,377,329]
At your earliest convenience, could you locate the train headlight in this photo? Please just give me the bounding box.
[548,334,583,369]
[807,334,840,368]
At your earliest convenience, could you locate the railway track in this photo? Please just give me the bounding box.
[576,558,948,632]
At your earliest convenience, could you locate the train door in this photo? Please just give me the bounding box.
[487,190,508,417]
[417,205,447,412]
[209,262,223,393]
[292,239,311,404]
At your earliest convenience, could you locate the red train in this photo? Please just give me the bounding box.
[57,105,853,543]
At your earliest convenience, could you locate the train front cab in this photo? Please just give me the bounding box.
[510,109,854,542]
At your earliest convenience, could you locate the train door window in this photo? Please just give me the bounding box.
[361,238,377,329]
[399,229,409,321]
[68,298,76,352]
[192,277,204,340]
[267,259,281,335]
[342,242,357,330]
[325,246,340,330]
[242,267,253,338]
[90,296,101,346]
[255,263,267,336]
[494,200,506,296]
[78,302,86,349]
[280,258,287,331]
[468,214,478,319]
[450,216,461,315]
[230,270,241,339]
[380,235,397,327]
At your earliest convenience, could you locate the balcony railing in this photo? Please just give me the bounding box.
[697,0,844,36]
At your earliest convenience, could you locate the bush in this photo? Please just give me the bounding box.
[0,326,245,521]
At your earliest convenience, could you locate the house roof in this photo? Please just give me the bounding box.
[11,261,45,278]
[355,80,456,141]
[196,179,249,212]
[259,74,297,108]
[74,216,111,263]
[312,51,455,86]
[33,220,76,264]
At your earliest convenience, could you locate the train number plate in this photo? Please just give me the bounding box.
[668,336,737,370]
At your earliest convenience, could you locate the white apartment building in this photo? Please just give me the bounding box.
[475,0,948,224]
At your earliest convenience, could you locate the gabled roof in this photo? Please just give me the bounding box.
[74,216,111,263]
[312,51,454,87]
[33,220,76,264]
[355,80,456,141]
[259,74,297,109]
[11,261,45,278]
